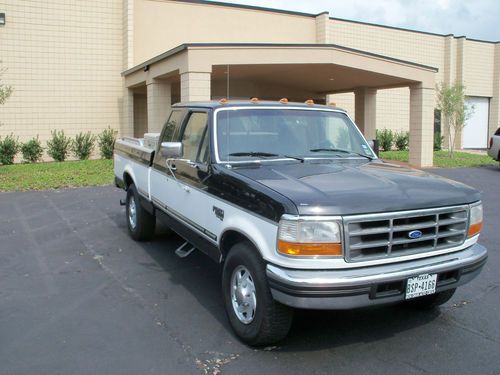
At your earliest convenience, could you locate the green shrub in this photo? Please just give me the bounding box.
[394,131,409,151]
[47,130,72,162]
[376,129,394,151]
[21,136,44,163]
[0,134,20,165]
[434,132,444,151]
[72,131,96,160]
[98,127,117,159]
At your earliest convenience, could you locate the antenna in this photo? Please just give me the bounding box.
[226,64,230,100]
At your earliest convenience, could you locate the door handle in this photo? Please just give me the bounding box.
[186,161,196,168]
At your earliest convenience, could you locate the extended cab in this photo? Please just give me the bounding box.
[114,101,487,345]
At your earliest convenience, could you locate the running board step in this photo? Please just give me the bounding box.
[175,241,196,258]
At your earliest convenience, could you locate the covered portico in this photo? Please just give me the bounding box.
[122,43,437,167]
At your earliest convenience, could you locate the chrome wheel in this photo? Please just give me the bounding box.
[230,265,257,324]
[128,197,137,230]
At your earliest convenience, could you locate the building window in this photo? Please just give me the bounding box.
[0,13,5,26]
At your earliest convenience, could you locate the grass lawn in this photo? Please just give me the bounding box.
[0,159,114,192]
[380,150,497,168]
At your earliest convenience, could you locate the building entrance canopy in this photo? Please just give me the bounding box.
[123,43,437,167]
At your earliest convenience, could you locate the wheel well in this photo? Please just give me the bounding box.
[123,172,134,190]
[219,230,257,261]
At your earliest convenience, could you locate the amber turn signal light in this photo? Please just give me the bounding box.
[468,222,482,237]
[277,240,342,256]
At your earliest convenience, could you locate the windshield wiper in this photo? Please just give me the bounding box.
[309,148,374,161]
[228,152,304,162]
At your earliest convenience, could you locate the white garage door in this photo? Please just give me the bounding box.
[462,97,489,149]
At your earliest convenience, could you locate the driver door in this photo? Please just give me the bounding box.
[151,110,213,240]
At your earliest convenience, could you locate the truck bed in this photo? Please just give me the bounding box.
[114,133,160,198]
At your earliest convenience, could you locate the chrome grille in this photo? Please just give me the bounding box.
[343,205,469,262]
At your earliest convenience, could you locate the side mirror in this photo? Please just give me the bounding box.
[368,139,379,157]
[160,142,183,158]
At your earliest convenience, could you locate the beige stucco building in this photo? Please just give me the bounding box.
[0,0,498,167]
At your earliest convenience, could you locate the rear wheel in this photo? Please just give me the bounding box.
[407,288,456,309]
[126,184,155,241]
[222,241,293,346]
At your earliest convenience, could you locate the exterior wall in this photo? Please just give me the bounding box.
[0,0,124,148]
[132,0,316,66]
[463,41,495,97]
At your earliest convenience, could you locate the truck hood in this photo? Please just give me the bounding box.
[230,160,481,216]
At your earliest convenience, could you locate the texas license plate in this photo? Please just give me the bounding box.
[405,273,437,299]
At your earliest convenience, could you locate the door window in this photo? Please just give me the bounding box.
[161,110,184,143]
[181,112,208,162]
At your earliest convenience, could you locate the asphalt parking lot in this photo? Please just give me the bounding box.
[0,166,499,374]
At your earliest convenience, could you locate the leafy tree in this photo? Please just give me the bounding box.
[436,82,474,158]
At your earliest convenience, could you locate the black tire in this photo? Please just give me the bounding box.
[222,241,293,346]
[126,184,155,241]
[407,288,456,309]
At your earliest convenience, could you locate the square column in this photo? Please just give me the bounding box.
[121,87,134,137]
[315,12,332,44]
[180,72,211,102]
[409,84,434,167]
[354,88,377,140]
[147,79,171,133]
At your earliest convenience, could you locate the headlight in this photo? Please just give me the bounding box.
[468,203,483,238]
[277,216,342,257]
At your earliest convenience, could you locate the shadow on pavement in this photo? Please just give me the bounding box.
[128,220,443,352]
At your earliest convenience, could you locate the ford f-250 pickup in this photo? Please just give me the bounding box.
[114,100,487,345]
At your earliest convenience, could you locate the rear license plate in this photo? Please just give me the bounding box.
[405,273,437,299]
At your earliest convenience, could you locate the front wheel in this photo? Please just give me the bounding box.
[222,242,293,346]
[407,288,456,309]
[126,184,155,241]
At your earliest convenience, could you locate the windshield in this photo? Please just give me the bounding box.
[216,108,375,162]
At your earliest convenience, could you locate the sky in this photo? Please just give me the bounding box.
[209,0,499,42]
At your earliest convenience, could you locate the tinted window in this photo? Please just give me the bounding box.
[181,112,208,161]
[216,109,374,161]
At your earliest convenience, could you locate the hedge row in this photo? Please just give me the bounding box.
[0,127,117,165]
[376,129,444,152]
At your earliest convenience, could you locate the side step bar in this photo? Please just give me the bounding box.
[175,241,196,258]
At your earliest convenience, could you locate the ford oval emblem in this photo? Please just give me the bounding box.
[408,230,423,239]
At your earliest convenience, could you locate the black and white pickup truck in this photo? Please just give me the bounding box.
[114,100,487,345]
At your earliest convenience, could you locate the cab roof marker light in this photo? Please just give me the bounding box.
[250,97,259,103]
[219,98,228,104]
[279,98,289,104]
[305,99,314,105]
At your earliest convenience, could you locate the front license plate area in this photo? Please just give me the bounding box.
[405,273,437,300]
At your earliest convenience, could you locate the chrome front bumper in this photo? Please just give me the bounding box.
[266,244,487,310]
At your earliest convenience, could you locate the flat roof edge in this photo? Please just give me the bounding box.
[122,43,438,77]
[172,0,316,18]
[331,17,499,44]
[164,1,498,44]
